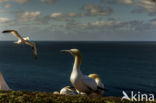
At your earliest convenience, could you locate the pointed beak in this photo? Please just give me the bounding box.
[60,50,71,54]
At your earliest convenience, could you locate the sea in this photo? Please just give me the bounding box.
[0,41,156,96]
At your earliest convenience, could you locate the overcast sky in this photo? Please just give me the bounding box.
[0,0,156,41]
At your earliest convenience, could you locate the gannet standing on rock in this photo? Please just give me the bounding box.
[60,86,77,95]
[2,30,38,59]
[0,72,10,90]
[88,74,104,95]
[61,49,98,95]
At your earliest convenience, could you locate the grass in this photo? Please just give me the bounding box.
[0,90,155,103]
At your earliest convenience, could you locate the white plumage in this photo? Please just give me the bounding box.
[88,74,104,95]
[61,49,98,95]
[53,91,60,95]
[60,86,77,95]
[2,30,37,59]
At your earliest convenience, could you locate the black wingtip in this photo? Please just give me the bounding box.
[2,30,12,33]
[2,31,7,33]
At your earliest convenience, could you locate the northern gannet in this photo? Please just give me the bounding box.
[88,74,104,95]
[60,86,77,95]
[61,49,98,95]
[53,91,60,95]
[0,72,10,90]
[2,30,38,59]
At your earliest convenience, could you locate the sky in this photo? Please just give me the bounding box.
[0,0,156,41]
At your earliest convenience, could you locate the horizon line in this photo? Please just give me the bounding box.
[0,40,156,42]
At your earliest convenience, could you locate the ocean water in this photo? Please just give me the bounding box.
[0,41,156,96]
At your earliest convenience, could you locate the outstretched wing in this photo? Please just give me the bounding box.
[25,41,38,59]
[82,76,97,91]
[2,30,23,41]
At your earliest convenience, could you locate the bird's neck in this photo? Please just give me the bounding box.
[95,78,100,82]
[72,54,82,74]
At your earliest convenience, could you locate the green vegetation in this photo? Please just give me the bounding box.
[0,90,155,103]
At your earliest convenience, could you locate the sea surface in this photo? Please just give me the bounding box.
[0,41,156,96]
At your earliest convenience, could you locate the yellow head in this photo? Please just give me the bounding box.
[65,86,76,91]
[61,49,81,57]
[65,86,71,89]
[88,73,100,80]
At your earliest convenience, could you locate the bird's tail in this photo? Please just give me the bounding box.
[23,37,30,41]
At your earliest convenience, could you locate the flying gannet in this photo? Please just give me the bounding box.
[2,30,37,59]
[88,73,104,95]
[60,86,77,95]
[61,49,98,95]
[0,72,10,90]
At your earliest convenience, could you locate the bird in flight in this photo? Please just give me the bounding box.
[2,30,38,59]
